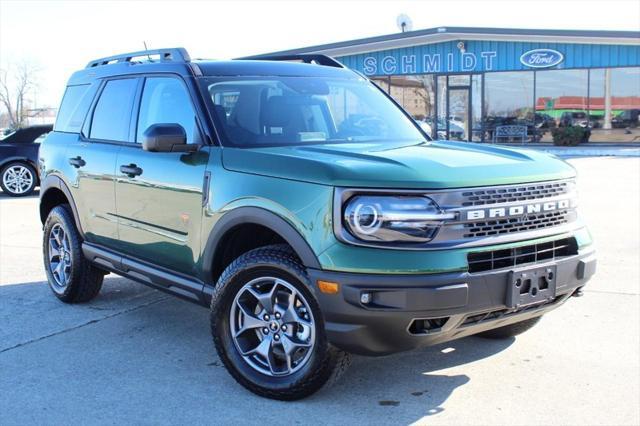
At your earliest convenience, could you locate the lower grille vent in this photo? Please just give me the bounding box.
[467,237,578,273]
[461,297,561,327]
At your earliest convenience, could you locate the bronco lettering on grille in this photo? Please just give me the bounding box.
[466,200,571,221]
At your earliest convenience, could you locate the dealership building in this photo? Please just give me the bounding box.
[263,27,640,143]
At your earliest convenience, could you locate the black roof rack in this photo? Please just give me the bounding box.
[86,47,191,68]
[238,54,344,68]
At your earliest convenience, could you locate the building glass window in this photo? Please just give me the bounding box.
[589,67,640,143]
[386,75,435,138]
[484,71,534,143]
[534,69,588,142]
[471,75,483,141]
[436,75,447,139]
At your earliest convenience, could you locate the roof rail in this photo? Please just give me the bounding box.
[85,47,191,68]
[238,54,345,68]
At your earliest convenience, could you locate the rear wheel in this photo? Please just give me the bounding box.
[1,162,37,196]
[210,244,350,400]
[43,205,104,303]
[477,317,542,339]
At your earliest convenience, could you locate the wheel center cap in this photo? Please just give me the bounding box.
[64,252,70,262]
[270,321,279,331]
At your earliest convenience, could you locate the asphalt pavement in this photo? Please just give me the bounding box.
[0,157,638,425]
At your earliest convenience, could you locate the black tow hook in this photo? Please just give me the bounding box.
[572,287,585,297]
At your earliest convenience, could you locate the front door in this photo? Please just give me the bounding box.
[114,76,209,276]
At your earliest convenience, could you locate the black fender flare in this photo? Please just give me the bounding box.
[202,207,321,283]
[39,175,85,237]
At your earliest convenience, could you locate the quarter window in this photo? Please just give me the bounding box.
[90,79,138,141]
[136,77,199,143]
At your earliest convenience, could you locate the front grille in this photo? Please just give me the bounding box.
[463,210,570,238]
[461,181,570,207]
[467,237,578,273]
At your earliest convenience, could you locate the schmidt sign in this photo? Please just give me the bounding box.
[362,51,498,75]
[356,46,565,75]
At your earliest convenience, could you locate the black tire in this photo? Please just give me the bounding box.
[43,204,104,303]
[0,162,37,196]
[210,244,350,400]
[477,317,542,339]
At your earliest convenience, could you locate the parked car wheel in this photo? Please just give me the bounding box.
[210,244,350,400]
[0,162,37,196]
[43,205,104,303]
[477,317,542,339]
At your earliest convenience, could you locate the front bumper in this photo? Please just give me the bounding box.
[309,249,596,356]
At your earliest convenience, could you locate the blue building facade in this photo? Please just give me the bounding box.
[338,40,640,75]
[262,27,640,143]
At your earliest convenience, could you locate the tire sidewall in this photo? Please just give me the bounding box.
[1,162,37,196]
[211,257,333,395]
[43,205,84,299]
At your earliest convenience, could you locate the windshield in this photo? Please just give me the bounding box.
[201,76,427,147]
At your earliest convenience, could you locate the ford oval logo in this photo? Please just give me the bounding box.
[520,49,564,68]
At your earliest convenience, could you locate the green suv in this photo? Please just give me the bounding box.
[39,48,596,400]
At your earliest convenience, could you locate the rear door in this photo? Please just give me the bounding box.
[65,78,139,247]
[114,75,209,276]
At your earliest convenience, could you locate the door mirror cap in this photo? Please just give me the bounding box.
[142,124,196,152]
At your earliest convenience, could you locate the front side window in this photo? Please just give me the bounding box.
[136,77,199,143]
[202,76,426,147]
[90,79,138,141]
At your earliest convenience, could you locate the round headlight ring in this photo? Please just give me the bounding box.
[351,202,382,235]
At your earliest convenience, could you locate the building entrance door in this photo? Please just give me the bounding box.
[437,74,482,142]
[448,88,470,141]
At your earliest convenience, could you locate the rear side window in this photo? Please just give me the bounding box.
[54,84,95,133]
[90,78,138,141]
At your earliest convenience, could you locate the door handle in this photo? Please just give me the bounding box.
[68,156,86,168]
[120,164,143,178]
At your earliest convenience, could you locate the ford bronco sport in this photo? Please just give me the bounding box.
[39,48,596,400]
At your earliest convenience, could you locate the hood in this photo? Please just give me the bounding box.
[222,140,576,189]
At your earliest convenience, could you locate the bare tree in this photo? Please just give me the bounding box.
[0,61,40,129]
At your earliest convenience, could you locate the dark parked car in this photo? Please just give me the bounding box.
[559,111,589,128]
[0,124,52,196]
[612,109,640,128]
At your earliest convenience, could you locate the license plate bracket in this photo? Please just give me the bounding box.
[507,265,557,309]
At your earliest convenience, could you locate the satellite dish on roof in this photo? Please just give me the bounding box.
[396,14,413,33]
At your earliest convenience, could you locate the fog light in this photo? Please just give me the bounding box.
[360,292,373,304]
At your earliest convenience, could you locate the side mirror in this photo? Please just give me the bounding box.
[142,123,196,152]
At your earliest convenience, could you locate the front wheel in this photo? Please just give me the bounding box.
[210,245,350,400]
[477,317,542,339]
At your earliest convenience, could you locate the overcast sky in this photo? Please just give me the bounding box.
[1,0,639,108]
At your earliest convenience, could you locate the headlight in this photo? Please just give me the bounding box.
[343,196,455,244]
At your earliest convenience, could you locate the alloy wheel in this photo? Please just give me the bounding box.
[2,165,34,195]
[230,277,316,377]
[48,223,72,288]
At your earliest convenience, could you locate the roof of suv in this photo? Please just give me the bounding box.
[196,60,357,78]
[67,48,358,85]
